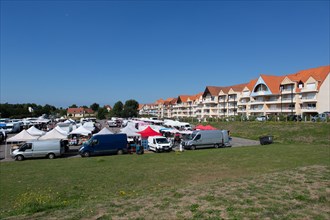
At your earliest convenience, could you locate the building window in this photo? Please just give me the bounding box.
[306,83,316,90]
[254,84,268,92]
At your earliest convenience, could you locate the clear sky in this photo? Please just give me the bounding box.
[1,0,329,108]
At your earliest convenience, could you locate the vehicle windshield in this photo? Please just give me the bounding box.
[85,138,93,146]
[156,138,169,144]
[186,133,196,140]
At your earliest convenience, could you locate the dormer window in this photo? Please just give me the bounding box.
[254,84,268,92]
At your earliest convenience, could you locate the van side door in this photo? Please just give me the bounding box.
[22,143,33,158]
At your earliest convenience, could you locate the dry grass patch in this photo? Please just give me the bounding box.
[71,165,330,220]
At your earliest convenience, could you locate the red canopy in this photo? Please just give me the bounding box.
[195,124,217,130]
[203,125,217,130]
[137,126,162,138]
[195,124,206,130]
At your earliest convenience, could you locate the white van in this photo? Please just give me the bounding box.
[11,140,66,161]
[148,136,172,152]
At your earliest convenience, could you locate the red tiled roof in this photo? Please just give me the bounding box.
[67,107,94,114]
[246,79,258,91]
[259,75,286,94]
[286,65,330,90]
[203,86,223,97]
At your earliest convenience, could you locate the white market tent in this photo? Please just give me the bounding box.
[27,126,46,136]
[94,127,113,135]
[39,128,68,140]
[6,130,38,142]
[83,122,95,132]
[54,126,69,135]
[120,126,141,137]
[70,126,92,136]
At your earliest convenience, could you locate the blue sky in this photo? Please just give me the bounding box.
[1,0,329,108]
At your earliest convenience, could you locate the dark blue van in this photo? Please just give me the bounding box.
[79,134,128,157]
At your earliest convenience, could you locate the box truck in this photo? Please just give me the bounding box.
[11,140,66,161]
[79,134,128,157]
[181,130,231,150]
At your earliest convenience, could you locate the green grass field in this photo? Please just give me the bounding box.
[0,122,329,219]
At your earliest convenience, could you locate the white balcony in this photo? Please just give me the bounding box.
[203,98,217,104]
[300,97,317,103]
[301,107,317,112]
[300,88,318,93]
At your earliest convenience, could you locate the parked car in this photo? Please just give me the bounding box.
[287,115,302,121]
[311,113,328,122]
[11,140,66,161]
[255,116,267,121]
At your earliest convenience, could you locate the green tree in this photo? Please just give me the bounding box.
[69,104,78,108]
[111,101,123,117]
[97,107,108,120]
[90,103,100,112]
[122,99,139,118]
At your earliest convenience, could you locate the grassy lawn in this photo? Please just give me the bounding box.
[0,122,329,219]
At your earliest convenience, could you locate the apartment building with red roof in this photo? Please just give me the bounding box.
[140,65,329,120]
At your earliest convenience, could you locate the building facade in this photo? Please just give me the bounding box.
[141,65,330,120]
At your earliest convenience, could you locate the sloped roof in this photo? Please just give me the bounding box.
[177,95,191,103]
[229,83,248,92]
[203,86,223,97]
[260,75,286,94]
[246,79,258,91]
[170,98,178,104]
[67,107,94,114]
[287,65,330,89]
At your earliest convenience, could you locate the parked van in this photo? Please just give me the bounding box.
[5,121,21,133]
[11,140,66,161]
[79,134,128,157]
[181,130,231,150]
[148,136,172,152]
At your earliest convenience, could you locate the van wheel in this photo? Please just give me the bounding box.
[83,151,90,157]
[117,149,123,155]
[16,155,24,161]
[191,145,196,150]
[47,153,55,159]
[215,144,219,148]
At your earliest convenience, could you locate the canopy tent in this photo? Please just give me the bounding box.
[39,128,68,140]
[204,125,217,130]
[83,122,95,132]
[6,130,38,142]
[164,120,190,128]
[27,126,46,136]
[94,127,113,135]
[70,126,92,136]
[195,124,217,130]
[120,126,141,137]
[54,126,69,135]
[137,126,162,138]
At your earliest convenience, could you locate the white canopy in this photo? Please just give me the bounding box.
[120,126,141,137]
[27,126,46,136]
[54,126,69,135]
[70,126,92,136]
[6,130,38,142]
[83,122,95,132]
[39,128,68,140]
[94,127,113,135]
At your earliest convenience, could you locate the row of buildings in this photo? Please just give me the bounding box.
[139,65,330,120]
